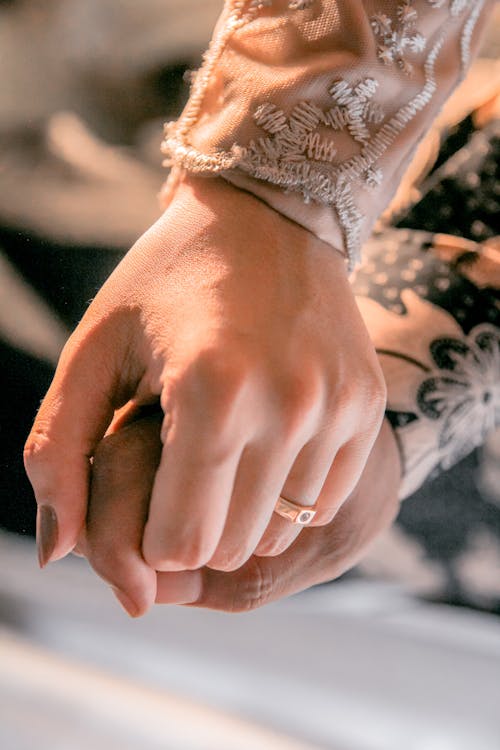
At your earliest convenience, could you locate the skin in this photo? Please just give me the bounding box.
[80,414,400,616]
[24,174,386,575]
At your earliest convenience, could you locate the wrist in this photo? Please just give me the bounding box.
[171,171,350,279]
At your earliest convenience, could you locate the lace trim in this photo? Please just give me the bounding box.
[161,0,485,271]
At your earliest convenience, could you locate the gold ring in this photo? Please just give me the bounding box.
[274,495,317,525]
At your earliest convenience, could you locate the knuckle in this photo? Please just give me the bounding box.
[325,361,386,428]
[371,371,388,413]
[196,437,239,468]
[257,536,289,557]
[195,346,249,394]
[23,434,46,470]
[363,356,387,402]
[334,375,362,414]
[23,430,56,485]
[143,531,214,571]
[357,366,387,432]
[208,545,252,572]
[179,347,251,426]
[273,371,322,441]
[282,370,320,410]
[227,557,274,613]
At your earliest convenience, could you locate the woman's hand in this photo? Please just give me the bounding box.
[24,174,386,572]
[80,413,400,616]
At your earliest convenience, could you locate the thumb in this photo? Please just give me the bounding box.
[24,321,130,566]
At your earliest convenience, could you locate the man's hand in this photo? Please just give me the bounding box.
[24,175,386,573]
[79,413,399,616]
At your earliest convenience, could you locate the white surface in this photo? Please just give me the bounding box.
[1,531,499,750]
[0,628,307,750]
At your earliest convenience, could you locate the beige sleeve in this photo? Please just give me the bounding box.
[161,0,493,271]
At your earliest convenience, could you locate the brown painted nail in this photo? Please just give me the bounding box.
[37,504,58,568]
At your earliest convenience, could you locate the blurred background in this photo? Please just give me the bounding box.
[0,1,499,748]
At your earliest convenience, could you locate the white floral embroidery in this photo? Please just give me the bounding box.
[161,0,486,270]
[428,0,472,15]
[250,0,314,9]
[416,325,500,470]
[250,77,384,148]
[226,77,386,267]
[242,77,384,175]
[328,78,385,143]
[288,0,314,8]
[371,1,426,75]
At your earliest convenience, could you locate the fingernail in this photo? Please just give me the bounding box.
[155,571,203,605]
[37,504,59,569]
[111,586,140,618]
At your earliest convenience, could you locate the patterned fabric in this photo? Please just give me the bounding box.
[353,115,500,612]
[354,228,500,499]
[161,0,493,269]
[400,118,500,241]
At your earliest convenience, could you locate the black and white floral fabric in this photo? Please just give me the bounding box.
[352,114,500,613]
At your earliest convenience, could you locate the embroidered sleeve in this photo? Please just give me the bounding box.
[161,0,493,271]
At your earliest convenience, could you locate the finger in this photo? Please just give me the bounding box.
[157,533,324,612]
[156,420,401,613]
[248,408,380,557]
[212,426,347,565]
[24,322,132,565]
[308,432,380,526]
[253,513,302,557]
[253,429,340,557]
[86,414,162,617]
[142,394,247,571]
[154,570,203,604]
[205,440,302,571]
[188,479,395,614]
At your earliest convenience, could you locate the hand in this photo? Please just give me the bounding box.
[24,174,386,572]
[80,413,400,616]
